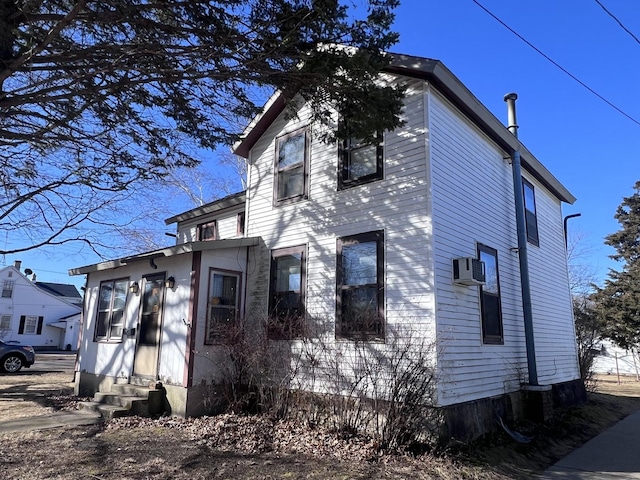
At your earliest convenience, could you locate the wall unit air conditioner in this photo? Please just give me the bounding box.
[452,257,485,286]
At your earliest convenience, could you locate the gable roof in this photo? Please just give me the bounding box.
[232,53,575,204]
[35,282,82,300]
[165,191,246,226]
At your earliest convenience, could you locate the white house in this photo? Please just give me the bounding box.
[72,53,582,438]
[0,261,82,350]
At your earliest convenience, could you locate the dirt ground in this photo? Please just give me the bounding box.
[1,371,639,480]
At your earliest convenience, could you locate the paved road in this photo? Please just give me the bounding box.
[30,351,76,373]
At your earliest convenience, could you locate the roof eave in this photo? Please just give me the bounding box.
[69,237,261,275]
[231,53,575,204]
[164,191,247,225]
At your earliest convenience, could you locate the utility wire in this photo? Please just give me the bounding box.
[472,0,640,127]
[595,0,640,46]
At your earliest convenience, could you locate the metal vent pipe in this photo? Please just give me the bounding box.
[504,92,538,386]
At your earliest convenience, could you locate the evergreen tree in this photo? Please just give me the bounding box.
[0,0,404,255]
[593,181,640,349]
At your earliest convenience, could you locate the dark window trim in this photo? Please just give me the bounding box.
[18,315,43,335]
[273,127,310,206]
[236,211,246,236]
[477,244,503,345]
[268,244,307,340]
[204,268,242,345]
[522,177,540,247]
[94,277,129,343]
[197,220,218,241]
[336,230,385,340]
[338,133,384,190]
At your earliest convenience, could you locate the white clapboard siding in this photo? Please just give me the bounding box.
[243,74,578,407]
[524,174,580,383]
[176,206,244,243]
[244,78,437,368]
[428,89,528,406]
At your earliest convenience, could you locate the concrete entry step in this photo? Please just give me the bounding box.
[78,401,130,420]
[84,381,167,419]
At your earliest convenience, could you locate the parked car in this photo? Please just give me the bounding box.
[0,340,36,373]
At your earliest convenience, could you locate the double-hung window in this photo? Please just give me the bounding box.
[18,315,43,335]
[2,280,14,298]
[95,278,128,342]
[339,134,383,189]
[478,244,503,344]
[0,314,11,332]
[274,128,309,205]
[205,270,240,344]
[269,246,306,339]
[336,231,384,339]
[522,178,539,246]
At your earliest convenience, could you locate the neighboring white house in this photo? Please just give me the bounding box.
[72,53,582,438]
[0,261,82,350]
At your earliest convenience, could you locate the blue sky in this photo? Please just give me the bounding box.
[3,0,638,289]
[391,0,639,283]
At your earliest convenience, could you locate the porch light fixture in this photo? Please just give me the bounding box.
[130,282,139,294]
[165,276,175,289]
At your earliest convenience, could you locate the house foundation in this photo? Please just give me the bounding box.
[441,378,586,442]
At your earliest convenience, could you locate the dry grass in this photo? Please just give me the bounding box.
[1,372,640,479]
[0,371,76,420]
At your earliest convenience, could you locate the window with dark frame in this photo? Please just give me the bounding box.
[274,128,309,205]
[95,278,128,342]
[205,270,240,344]
[522,178,539,246]
[197,221,217,241]
[338,134,383,189]
[237,211,245,236]
[269,245,306,339]
[477,244,503,345]
[336,230,384,339]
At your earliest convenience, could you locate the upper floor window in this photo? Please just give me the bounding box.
[336,230,384,339]
[274,128,309,205]
[205,270,240,344]
[522,178,539,246]
[198,221,218,241]
[338,134,383,189]
[478,244,503,345]
[269,245,306,339]
[237,211,245,236]
[95,278,128,342]
[19,315,43,335]
[2,280,15,298]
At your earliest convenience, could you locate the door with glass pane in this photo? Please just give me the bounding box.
[133,273,165,378]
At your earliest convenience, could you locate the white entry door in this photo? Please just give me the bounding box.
[133,273,165,378]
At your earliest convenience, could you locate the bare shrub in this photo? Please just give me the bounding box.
[205,315,439,451]
[315,324,439,450]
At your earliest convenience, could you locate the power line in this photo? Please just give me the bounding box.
[595,0,640,46]
[472,0,640,128]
